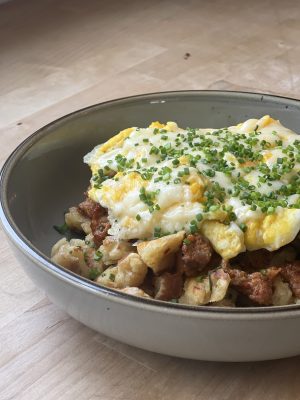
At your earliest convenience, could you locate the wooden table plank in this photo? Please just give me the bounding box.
[1,0,300,399]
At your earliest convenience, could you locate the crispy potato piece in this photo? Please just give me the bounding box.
[137,231,185,274]
[209,269,231,303]
[272,277,293,306]
[65,207,91,234]
[96,254,147,289]
[51,238,68,258]
[83,247,104,274]
[51,238,86,274]
[179,268,230,306]
[100,237,133,265]
[115,253,148,288]
[179,277,211,306]
[51,238,103,278]
[118,287,151,298]
[96,266,118,288]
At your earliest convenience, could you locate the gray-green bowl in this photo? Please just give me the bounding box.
[1,91,300,361]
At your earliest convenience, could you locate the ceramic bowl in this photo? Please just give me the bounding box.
[1,91,300,362]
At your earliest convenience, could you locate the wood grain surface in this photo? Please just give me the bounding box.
[1,0,300,399]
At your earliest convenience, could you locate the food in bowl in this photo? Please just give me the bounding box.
[51,115,300,307]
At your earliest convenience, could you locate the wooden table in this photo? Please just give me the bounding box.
[1,0,300,399]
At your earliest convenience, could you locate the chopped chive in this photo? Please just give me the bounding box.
[53,223,69,235]
[88,268,101,280]
[94,250,103,261]
[239,223,247,232]
[196,213,203,221]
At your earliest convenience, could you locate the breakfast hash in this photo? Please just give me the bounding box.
[51,116,300,307]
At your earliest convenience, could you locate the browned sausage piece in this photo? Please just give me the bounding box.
[182,233,213,275]
[79,197,110,247]
[154,272,183,301]
[78,197,104,219]
[91,214,110,248]
[281,261,300,298]
[227,267,281,306]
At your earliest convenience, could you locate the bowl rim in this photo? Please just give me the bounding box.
[1,89,300,318]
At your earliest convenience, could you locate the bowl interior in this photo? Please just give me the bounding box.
[2,91,300,256]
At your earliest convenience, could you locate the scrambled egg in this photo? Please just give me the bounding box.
[244,208,300,251]
[201,221,245,259]
[84,116,300,259]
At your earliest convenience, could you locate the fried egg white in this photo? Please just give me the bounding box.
[84,116,300,259]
